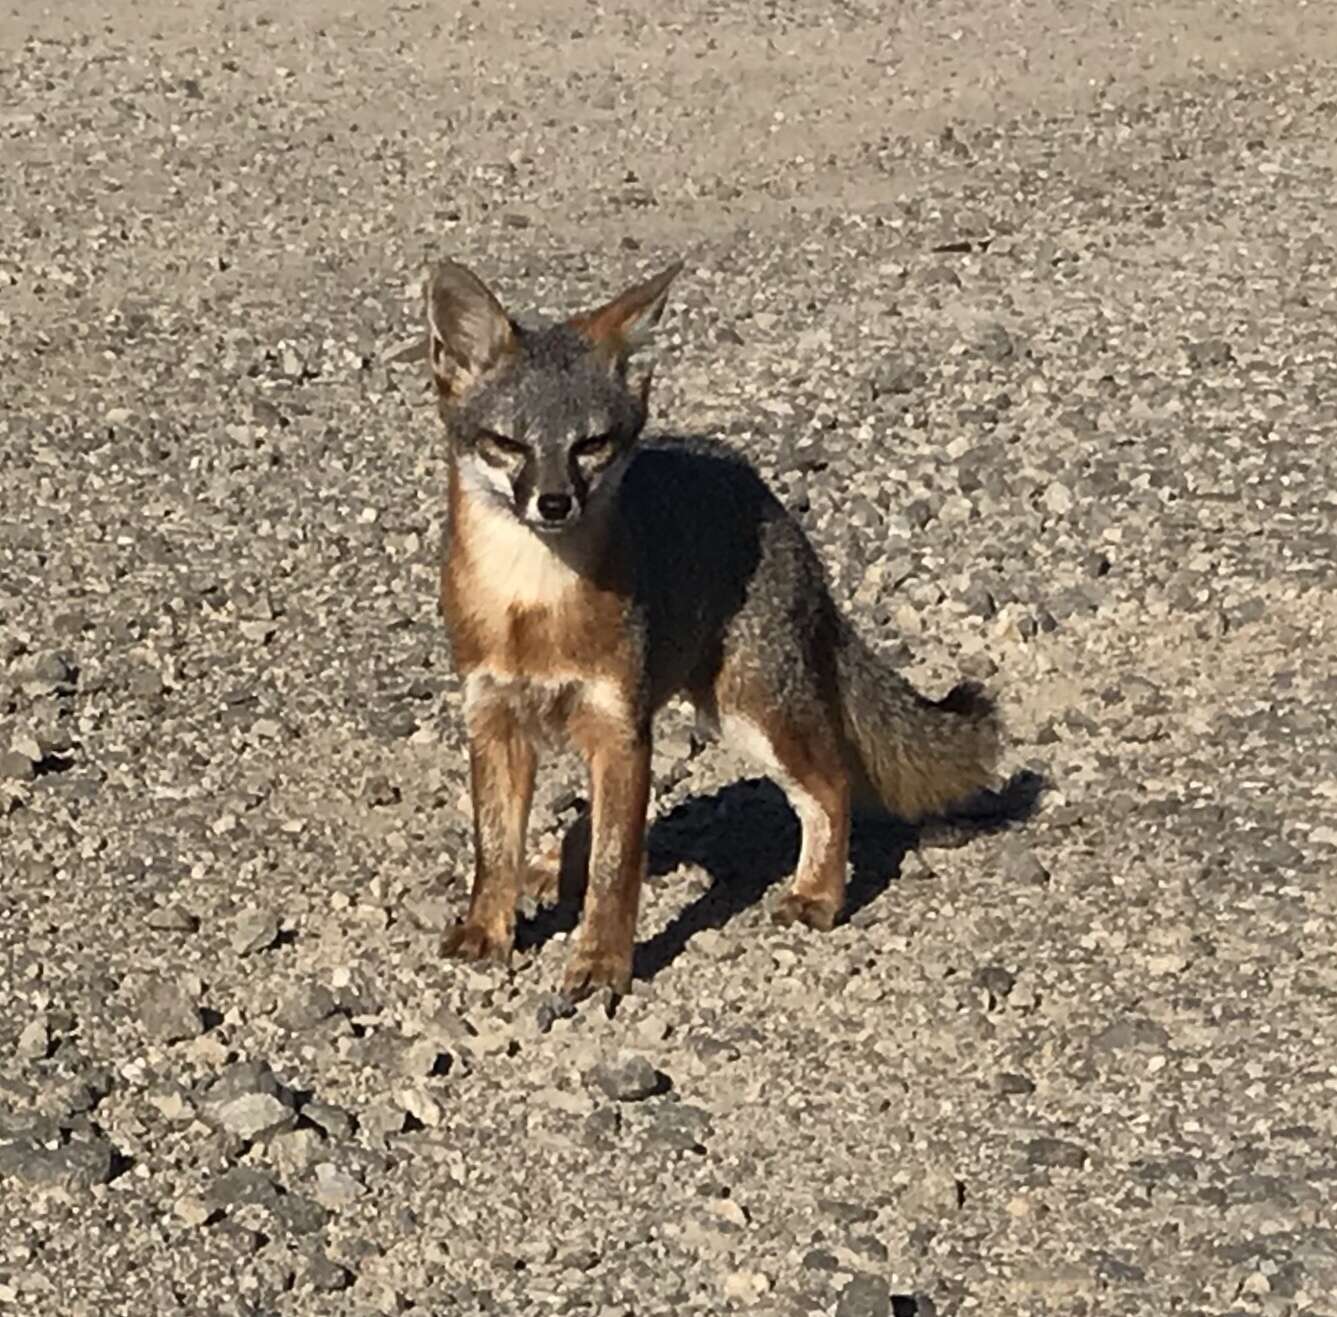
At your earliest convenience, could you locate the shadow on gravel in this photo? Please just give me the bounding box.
[516,769,1044,982]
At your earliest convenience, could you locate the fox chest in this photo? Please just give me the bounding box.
[461,667,627,748]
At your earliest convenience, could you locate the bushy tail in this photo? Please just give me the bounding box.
[836,626,1000,822]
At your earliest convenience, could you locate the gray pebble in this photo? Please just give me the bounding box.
[275,982,339,1033]
[0,1137,117,1191]
[1003,844,1050,887]
[585,1053,663,1103]
[1091,1018,1170,1052]
[230,907,280,956]
[17,1016,51,1061]
[0,749,35,782]
[1025,1137,1089,1170]
[139,978,205,1044]
[145,904,200,933]
[303,1100,356,1141]
[200,1061,298,1140]
[836,1273,892,1317]
[206,1166,280,1209]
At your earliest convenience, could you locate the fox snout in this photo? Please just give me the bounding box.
[534,491,574,525]
[522,479,581,534]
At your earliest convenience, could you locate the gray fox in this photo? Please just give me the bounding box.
[424,258,1000,997]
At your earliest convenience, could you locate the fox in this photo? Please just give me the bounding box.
[422,257,1000,998]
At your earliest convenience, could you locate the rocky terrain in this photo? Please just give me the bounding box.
[3,1,1337,1313]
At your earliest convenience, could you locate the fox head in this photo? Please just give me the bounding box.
[424,258,682,535]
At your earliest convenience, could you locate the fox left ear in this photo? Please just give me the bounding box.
[569,260,683,366]
[426,260,517,404]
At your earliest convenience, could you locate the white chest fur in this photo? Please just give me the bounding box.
[464,668,627,745]
[455,495,581,614]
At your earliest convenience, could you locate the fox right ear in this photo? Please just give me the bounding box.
[425,261,516,402]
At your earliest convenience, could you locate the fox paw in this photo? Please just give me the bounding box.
[442,921,512,965]
[773,891,841,932]
[522,854,561,907]
[561,946,632,999]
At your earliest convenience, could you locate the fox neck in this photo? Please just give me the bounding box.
[446,458,619,612]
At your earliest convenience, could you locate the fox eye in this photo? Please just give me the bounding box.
[572,433,615,463]
[475,430,527,466]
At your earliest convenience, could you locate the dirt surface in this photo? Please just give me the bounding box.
[4,2,1337,1314]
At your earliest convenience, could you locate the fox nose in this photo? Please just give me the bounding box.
[536,492,573,523]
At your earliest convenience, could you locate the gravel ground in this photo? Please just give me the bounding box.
[4,2,1337,1314]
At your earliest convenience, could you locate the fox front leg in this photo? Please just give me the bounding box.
[444,702,536,965]
[561,729,651,998]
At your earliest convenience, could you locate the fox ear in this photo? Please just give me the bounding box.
[425,261,516,402]
[569,260,683,363]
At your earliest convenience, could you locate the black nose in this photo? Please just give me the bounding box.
[537,493,573,522]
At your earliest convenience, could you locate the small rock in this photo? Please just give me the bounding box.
[873,361,927,396]
[208,1091,296,1141]
[535,992,578,1035]
[275,983,339,1033]
[976,323,1016,362]
[174,1194,217,1228]
[146,905,200,933]
[1042,481,1073,517]
[646,1103,711,1152]
[361,774,400,807]
[17,1017,51,1061]
[303,1100,356,1141]
[360,1099,407,1142]
[582,1106,622,1146]
[0,749,35,782]
[836,1273,892,1317]
[404,895,452,933]
[147,1085,194,1122]
[995,1072,1036,1096]
[268,1127,325,1179]
[394,1038,447,1079]
[140,978,204,1044]
[300,1248,354,1292]
[200,1061,298,1140]
[231,908,280,956]
[206,1166,280,1209]
[1025,1137,1089,1170]
[900,1170,963,1219]
[585,1053,663,1103]
[1185,336,1234,368]
[22,651,76,694]
[972,965,1016,1008]
[958,651,997,681]
[313,1161,366,1209]
[722,1269,770,1302]
[273,1194,330,1236]
[1091,1018,1170,1053]
[962,582,996,618]
[400,1086,442,1128]
[0,1137,117,1191]
[1002,844,1049,887]
[904,498,934,530]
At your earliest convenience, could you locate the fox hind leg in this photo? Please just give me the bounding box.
[717,697,851,931]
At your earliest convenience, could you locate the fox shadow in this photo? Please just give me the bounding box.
[516,768,1044,982]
